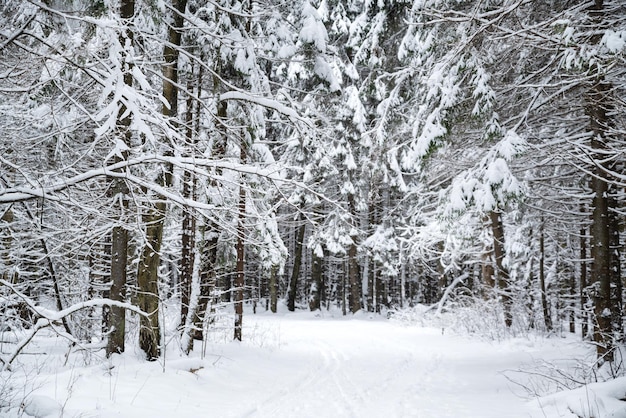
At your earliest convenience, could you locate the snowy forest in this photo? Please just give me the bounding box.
[1,0,626,416]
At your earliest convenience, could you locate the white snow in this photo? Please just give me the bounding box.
[2,309,596,418]
[299,1,328,53]
[22,395,62,418]
[601,30,626,53]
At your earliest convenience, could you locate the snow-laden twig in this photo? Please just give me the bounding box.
[0,154,299,204]
[0,279,149,371]
[219,91,313,128]
[435,272,470,316]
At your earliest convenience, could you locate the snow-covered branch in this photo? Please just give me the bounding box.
[0,279,150,370]
[220,91,313,128]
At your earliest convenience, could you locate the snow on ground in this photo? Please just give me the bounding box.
[2,309,595,417]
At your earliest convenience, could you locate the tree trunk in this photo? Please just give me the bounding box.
[106,0,134,357]
[347,195,361,314]
[586,0,620,364]
[341,270,347,316]
[192,98,227,339]
[191,229,218,342]
[580,222,589,339]
[233,144,246,341]
[569,273,576,334]
[348,240,361,313]
[180,144,195,329]
[399,242,406,309]
[490,210,512,328]
[180,70,201,332]
[481,214,496,297]
[525,259,535,330]
[591,155,612,360]
[287,212,306,312]
[608,192,622,340]
[309,246,323,311]
[269,265,278,313]
[136,0,188,360]
[539,220,552,331]
[366,256,374,312]
[136,214,162,360]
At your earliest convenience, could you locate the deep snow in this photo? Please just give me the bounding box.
[0,309,604,417]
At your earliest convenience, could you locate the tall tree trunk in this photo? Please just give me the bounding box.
[526,259,535,329]
[569,273,576,334]
[136,212,163,360]
[375,268,383,313]
[490,210,512,328]
[287,212,306,312]
[192,229,218,341]
[348,241,361,313]
[347,195,361,313]
[586,0,620,363]
[580,222,589,339]
[366,256,374,312]
[399,242,406,309]
[481,213,496,298]
[269,265,278,313]
[608,192,622,340]
[180,70,201,332]
[179,150,195,329]
[341,270,347,316]
[539,220,552,331]
[106,0,134,357]
[136,0,188,360]
[309,246,323,311]
[233,144,246,341]
[591,154,612,360]
[437,241,446,301]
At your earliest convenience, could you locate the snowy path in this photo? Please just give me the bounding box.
[208,315,574,418]
[22,312,586,418]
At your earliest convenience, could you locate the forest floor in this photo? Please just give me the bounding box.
[3,307,620,417]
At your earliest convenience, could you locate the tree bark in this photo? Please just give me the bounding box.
[539,220,552,331]
[580,222,589,339]
[584,0,621,364]
[136,212,163,360]
[608,192,622,340]
[399,242,406,309]
[347,195,361,314]
[287,212,306,312]
[481,214,496,297]
[269,265,278,313]
[180,73,199,331]
[348,240,361,313]
[309,246,323,311]
[490,210,512,328]
[136,0,188,360]
[179,161,195,329]
[106,0,134,357]
[569,273,576,334]
[591,153,612,360]
[233,144,246,341]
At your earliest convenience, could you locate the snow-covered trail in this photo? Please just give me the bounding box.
[209,314,573,418]
[22,312,586,418]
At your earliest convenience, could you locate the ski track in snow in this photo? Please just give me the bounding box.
[15,312,586,418]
